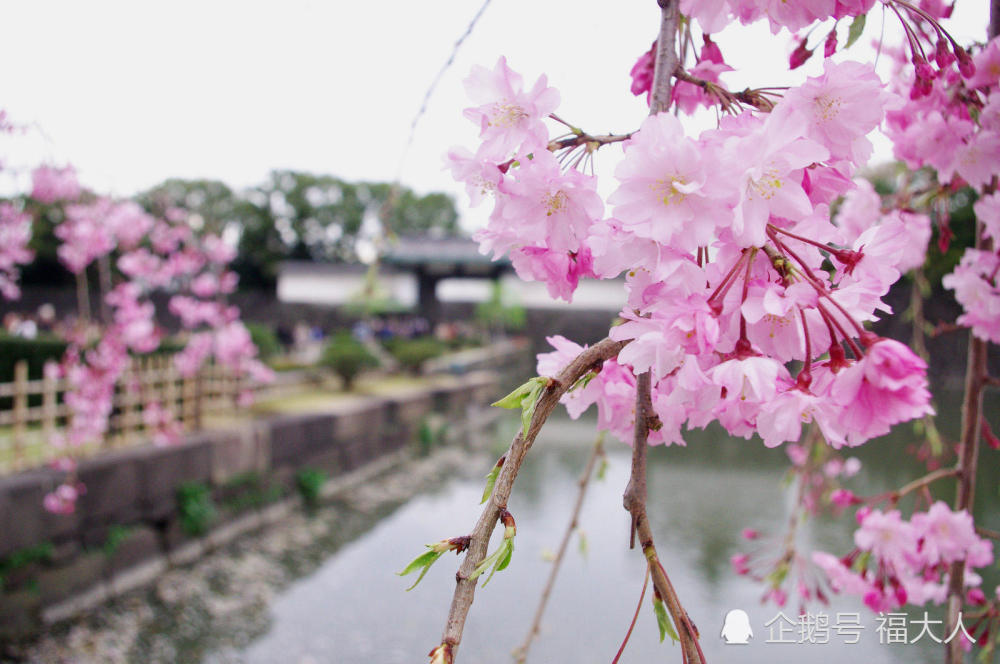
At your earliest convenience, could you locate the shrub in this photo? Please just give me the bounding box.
[0,333,68,383]
[176,481,216,536]
[295,467,327,506]
[246,322,282,360]
[320,331,379,390]
[384,336,446,373]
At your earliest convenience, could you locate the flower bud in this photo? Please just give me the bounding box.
[935,39,956,68]
[790,38,813,69]
[824,30,837,58]
[955,46,976,78]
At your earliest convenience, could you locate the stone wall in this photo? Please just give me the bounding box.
[0,372,499,641]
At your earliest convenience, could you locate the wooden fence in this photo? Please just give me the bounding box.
[0,357,256,474]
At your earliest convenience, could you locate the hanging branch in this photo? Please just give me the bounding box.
[431,337,627,664]
[617,3,706,663]
[945,227,994,663]
[623,373,706,664]
[513,434,605,663]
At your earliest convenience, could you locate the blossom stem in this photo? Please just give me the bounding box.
[767,222,840,255]
[707,249,750,307]
[767,228,868,339]
[738,248,757,347]
[799,308,813,379]
[816,301,864,359]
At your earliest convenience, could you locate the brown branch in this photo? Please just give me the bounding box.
[513,435,604,664]
[945,191,994,662]
[649,0,680,115]
[623,372,706,664]
[547,131,633,154]
[672,68,776,113]
[615,5,705,663]
[863,467,960,506]
[433,337,627,663]
[976,525,1000,541]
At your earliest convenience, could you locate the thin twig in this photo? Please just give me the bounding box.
[512,435,605,664]
[612,566,650,664]
[433,337,627,663]
[863,467,960,506]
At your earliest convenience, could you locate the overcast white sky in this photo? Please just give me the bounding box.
[0,1,991,231]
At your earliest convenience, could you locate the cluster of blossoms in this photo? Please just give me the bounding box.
[455,53,934,450]
[869,12,1000,343]
[0,144,272,513]
[679,0,874,34]
[44,187,273,495]
[450,0,1000,638]
[0,121,36,300]
[813,502,993,611]
[0,202,34,299]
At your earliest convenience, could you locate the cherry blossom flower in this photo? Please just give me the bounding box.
[31,165,80,203]
[463,56,559,162]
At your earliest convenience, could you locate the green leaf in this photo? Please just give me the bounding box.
[474,538,516,587]
[481,463,501,504]
[596,459,608,482]
[654,598,679,644]
[568,370,596,393]
[846,14,866,48]
[577,530,588,558]
[492,380,535,410]
[494,377,548,437]
[520,383,543,436]
[496,540,514,572]
[398,549,444,591]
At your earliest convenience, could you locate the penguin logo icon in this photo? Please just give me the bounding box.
[721,609,753,644]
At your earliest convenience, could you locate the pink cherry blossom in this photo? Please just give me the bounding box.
[965,36,1000,90]
[776,60,885,166]
[463,56,559,161]
[0,203,34,299]
[943,249,1000,344]
[974,192,1000,243]
[831,338,934,446]
[609,113,730,252]
[31,165,80,203]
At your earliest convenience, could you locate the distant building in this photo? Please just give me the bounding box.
[276,235,623,317]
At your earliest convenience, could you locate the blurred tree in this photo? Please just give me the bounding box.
[136,173,460,289]
[135,179,244,236]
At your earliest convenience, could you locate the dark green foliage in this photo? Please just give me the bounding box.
[0,334,68,383]
[246,323,282,360]
[384,337,446,373]
[416,416,449,457]
[219,471,284,513]
[176,481,217,536]
[0,334,68,410]
[102,525,134,557]
[295,467,327,506]
[0,542,54,592]
[320,332,379,390]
